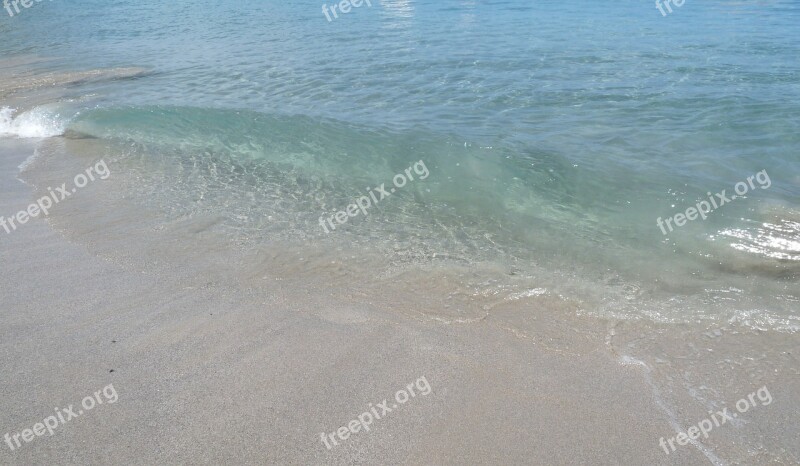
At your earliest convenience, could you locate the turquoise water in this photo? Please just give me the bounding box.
[1,0,798,327]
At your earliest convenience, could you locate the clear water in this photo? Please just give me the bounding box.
[1,0,798,329]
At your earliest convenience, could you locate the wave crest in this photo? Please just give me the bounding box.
[0,105,69,138]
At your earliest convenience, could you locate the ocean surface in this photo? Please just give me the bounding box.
[1,0,799,330]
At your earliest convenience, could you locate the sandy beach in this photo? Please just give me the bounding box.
[2,1,799,463]
[1,135,797,464]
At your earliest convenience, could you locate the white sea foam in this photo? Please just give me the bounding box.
[0,105,68,139]
[17,146,42,177]
[505,288,548,301]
